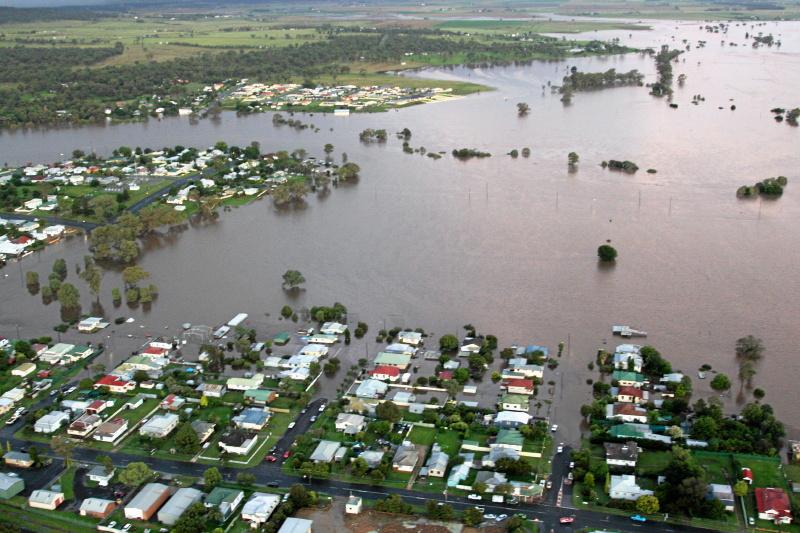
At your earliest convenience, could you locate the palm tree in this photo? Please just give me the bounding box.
[738,361,757,392]
[735,335,764,362]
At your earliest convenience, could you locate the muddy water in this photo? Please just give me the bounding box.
[1,20,799,443]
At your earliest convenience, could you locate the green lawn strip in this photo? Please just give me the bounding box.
[0,498,99,532]
[58,465,77,500]
[408,425,436,446]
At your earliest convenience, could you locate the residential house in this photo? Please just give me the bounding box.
[191,420,216,443]
[0,473,24,499]
[613,346,643,373]
[139,413,179,438]
[160,394,186,411]
[67,413,103,437]
[423,444,449,477]
[310,440,342,463]
[608,423,672,444]
[86,399,110,415]
[612,371,646,388]
[358,450,384,469]
[196,383,227,398]
[279,367,310,381]
[0,398,13,415]
[79,498,117,519]
[373,352,411,370]
[502,378,534,395]
[460,338,483,356]
[707,484,735,512]
[205,487,244,520]
[125,483,171,520]
[397,331,423,346]
[369,365,401,382]
[39,343,74,365]
[495,411,531,428]
[392,442,419,473]
[94,418,128,443]
[233,407,271,431]
[616,386,645,404]
[77,317,109,333]
[298,344,328,357]
[86,465,114,487]
[606,403,649,423]
[243,388,277,405]
[277,518,313,533]
[660,373,685,384]
[3,451,33,468]
[355,379,388,399]
[392,391,416,404]
[282,354,317,369]
[226,374,264,391]
[11,362,36,377]
[34,411,69,433]
[755,488,792,524]
[241,492,281,525]
[493,429,524,452]
[742,467,754,484]
[604,442,640,468]
[218,430,258,455]
[306,334,338,345]
[384,343,417,356]
[28,490,64,510]
[499,394,529,412]
[320,322,347,335]
[1,388,25,403]
[335,413,365,435]
[158,487,204,525]
[94,375,135,394]
[609,475,653,501]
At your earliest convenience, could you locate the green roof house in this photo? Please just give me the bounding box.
[205,487,244,519]
[494,429,524,451]
[243,389,278,405]
[499,394,529,412]
[273,332,290,346]
[373,352,411,369]
[612,371,645,387]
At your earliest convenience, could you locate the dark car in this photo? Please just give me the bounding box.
[267,481,279,488]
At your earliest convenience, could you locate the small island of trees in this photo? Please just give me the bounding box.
[602,159,639,173]
[452,148,491,160]
[560,67,644,93]
[737,176,788,198]
[597,244,618,262]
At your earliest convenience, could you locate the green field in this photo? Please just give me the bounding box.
[435,18,650,33]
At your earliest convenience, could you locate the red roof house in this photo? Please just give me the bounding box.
[438,370,454,380]
[742,467,754,484]
[369,365,401,382]
[617,385,644,403]
[503,378,534,395]
[755,487,792,524]
[94,375,135,394]
[142,346,168,357]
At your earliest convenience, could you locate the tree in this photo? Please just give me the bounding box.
[51,435,76,467]
[439,334,458,352]
[637,494,660,515]
[122,265,149,288]
[710,373,731,392]
[323,143,334,156]
[736,335,764,362]
[80,256,103,302]
[176,422,201,454]
[173,502,219,533]
[25,271,39,288]
[118,462,153,487]
[597,244,617,262]
[28,446,42,467]
[753,388,766,400]
[733,480,749,497]
[98,455,114,474]
[90,195,118,221]
[738,361,757,391]
[517,102,530,116]
[337,162,360,181]
[282,269,306,290]
[52,258,68,281]
[473,481,487,494]
[426,500,455,520]
[584,472,595,487]
[568,152,580,166]
[236,472,255,486]
[375,401,401,423]
[463,508,484,526]
[352,457,369,476]
[203,467,222,489]
[289,483,311,508]
[57,283,80,310]
[281,305,293,319]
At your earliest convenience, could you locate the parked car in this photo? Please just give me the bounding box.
[559,517,574,524]
[496,514,508,522]
[265,455,277,463]
[630,515,647,523]
[556,444,563,453]
[287,422,296,429]
[318,403,326,412]
[267,481,279,488]
[546,480,553,489]
[551,424,558,432]
[483,514,496,521]
[467,494,482,500]
[309,416,317,422]
[283,450,291,459]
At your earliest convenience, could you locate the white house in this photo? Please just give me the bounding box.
[335,413,365,435]
[139,414,179,438]
[34,411,70,433]
[609,475,653,501]
[241,492,280,525]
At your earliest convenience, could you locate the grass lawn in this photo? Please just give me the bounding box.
[434,429,462,457]
[636,450,672,476]
[408,426,436,446]
[0,497,99,532]
[58,466,77,500]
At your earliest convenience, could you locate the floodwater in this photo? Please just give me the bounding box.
[1,19,799,443]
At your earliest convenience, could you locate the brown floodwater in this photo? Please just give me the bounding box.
[1,19,799,443]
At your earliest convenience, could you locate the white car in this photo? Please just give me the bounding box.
[551,424,558,432]
[287,422,296,429]
[556,445,563,453]
[467,494,482,500]
[484,514,496,520]
[569,462,575,469]
[496,514,508,522]
[123,524,132,531]
[318,404,325,412]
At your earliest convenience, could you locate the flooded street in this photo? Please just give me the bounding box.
[1,20,799,442]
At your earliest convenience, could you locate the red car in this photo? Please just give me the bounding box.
[265,455,277,463]
[283,450,292,459]
[559,517,574,524]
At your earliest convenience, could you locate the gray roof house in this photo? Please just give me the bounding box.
[355,379,388,399]
[0,473,24,499]
[158,487,204,525]
[707,483,735,512]
[392,442,419,473]
[310,440,342,463]
[358,450,384,469]
[423,443,449,477]
[604,441,639,468]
